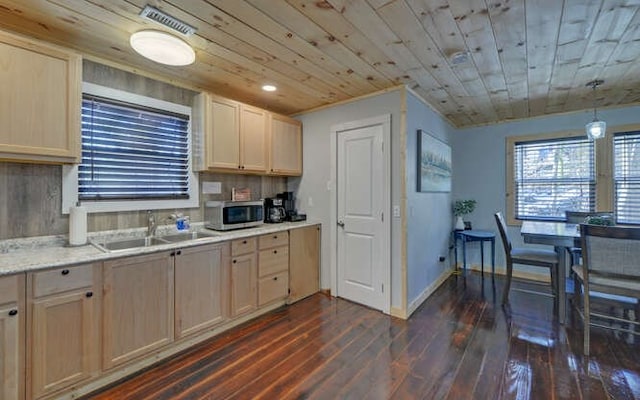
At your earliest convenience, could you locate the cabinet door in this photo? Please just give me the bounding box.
[175,244,229,339]
[289,225,321,303]
[103,252,174,369]
[209,95,241,170]
[28,264,100,399]
[240,104,268,173]
[269,113,302,176]
[0,275,24,400]
[230,253,257,317]
[0,30,81,163]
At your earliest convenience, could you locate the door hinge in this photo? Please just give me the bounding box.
[381,283,384,293]
[381,212,384,222]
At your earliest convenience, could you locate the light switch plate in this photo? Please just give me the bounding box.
[393,205,400,217]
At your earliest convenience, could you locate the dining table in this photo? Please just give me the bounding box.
[520,220,580,324]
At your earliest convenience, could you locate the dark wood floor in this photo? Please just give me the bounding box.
[84,272,640,400]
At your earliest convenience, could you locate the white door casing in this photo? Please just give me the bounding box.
[330,115,390,313]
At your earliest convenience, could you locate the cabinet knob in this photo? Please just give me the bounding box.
[273,276,278,281]
[61,269,70,275]
[177,250,182,256]
[233,259,237,264]
[170,251,175,256]
[273,250,278,254]
[86,291,93,298]
[242,240,247,244]
[273,235,278,239]
[8,309,17,316]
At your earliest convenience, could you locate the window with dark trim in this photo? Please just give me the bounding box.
[79,95,190,201]
[514,137,595,221]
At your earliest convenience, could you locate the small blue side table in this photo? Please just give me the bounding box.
[454,229,496,274]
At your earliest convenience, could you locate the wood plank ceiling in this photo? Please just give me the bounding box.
[0,0,639,128]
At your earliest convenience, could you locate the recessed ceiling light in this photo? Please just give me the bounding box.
[262,84,277,92]
[130,30,195,66]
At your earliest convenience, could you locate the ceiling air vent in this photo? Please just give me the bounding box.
[139,5,196,36]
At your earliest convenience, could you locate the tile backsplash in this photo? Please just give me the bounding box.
[0,162,285,240]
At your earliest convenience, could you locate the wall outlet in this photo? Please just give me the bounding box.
[202,181,221,194]
[439,256,446,262]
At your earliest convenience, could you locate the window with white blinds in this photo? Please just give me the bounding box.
[614,131,640,224]
[79,94,190,201]
[514,137,595,221]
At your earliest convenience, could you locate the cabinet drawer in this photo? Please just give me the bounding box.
[32,264,94,298]
[0,274,19,304]
[258,271,288,306]
[231,237,257,256]
[258,231,289,250]
[258,246,289,277]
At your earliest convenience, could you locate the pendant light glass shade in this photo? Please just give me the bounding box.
[130,30,195,66]
[586,120,606,140]
[585,79,605,140]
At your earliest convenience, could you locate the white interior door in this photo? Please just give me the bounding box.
[336,119,387,311]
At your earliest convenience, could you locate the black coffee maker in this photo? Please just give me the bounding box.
[277,191,306,222]
[264,197,286,223]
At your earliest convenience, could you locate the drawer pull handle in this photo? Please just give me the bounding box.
[61,269,70,275]
[177,250,182,256]
[242,240,247,244]
[273,276,278,281]
[8,309,17,316]
[274,250,277,254]
[233,260,237,264]
[273,235,278,239]
[86,291,93,298]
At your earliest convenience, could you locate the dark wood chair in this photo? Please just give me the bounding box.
[564,211,614,266]
[572,224,640,355]
[494,212,560,305]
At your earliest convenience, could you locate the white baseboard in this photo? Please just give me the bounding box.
[404,269,452,319]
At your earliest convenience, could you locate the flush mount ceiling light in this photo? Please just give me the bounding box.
[585,79,606,140]
[262,84,277,92]
[130,30,195,66]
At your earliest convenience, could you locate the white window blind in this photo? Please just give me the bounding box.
[80,95,190,201]
[514,137,595,221]
[614,131,640,224]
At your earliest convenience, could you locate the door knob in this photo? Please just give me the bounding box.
[337,220,345,227]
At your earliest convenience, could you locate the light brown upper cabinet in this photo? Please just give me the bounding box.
[193,93,267,174]
[0,29,81,164]
[194,92,302,176]
[269,114,302,176]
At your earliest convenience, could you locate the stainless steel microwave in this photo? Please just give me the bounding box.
[205,200,264,231]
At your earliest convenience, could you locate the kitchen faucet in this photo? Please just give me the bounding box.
[147,210,157,237]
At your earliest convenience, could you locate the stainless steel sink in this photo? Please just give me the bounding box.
[91,231,219,252]
[159,231,219,242]
[91,236,169,252]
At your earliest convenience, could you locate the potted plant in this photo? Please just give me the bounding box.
[453,199,476,230]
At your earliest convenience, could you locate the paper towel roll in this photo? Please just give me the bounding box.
[69,205,87,246]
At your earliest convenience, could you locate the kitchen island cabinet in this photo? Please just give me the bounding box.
[102,253,174,370]
[0,29,81,164]
[27,263,100,399]
[0,274,24,400]
[175,243,230,339]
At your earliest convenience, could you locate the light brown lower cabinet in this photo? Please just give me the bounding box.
[258,232,289,306]
[102,252,174,370]
[0,274,25,400]
[289,225,321,303]
[27,263,100,399]
[230,249,258,317]
[175,243,230,339]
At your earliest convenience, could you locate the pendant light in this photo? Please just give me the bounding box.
[585,79,606,140]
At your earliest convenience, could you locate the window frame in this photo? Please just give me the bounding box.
[506,129,611,226]
[62,82,199,214]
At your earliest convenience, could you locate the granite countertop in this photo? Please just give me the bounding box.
[0,220,319,276]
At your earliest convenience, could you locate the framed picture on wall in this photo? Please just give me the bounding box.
[417,129,452,192]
